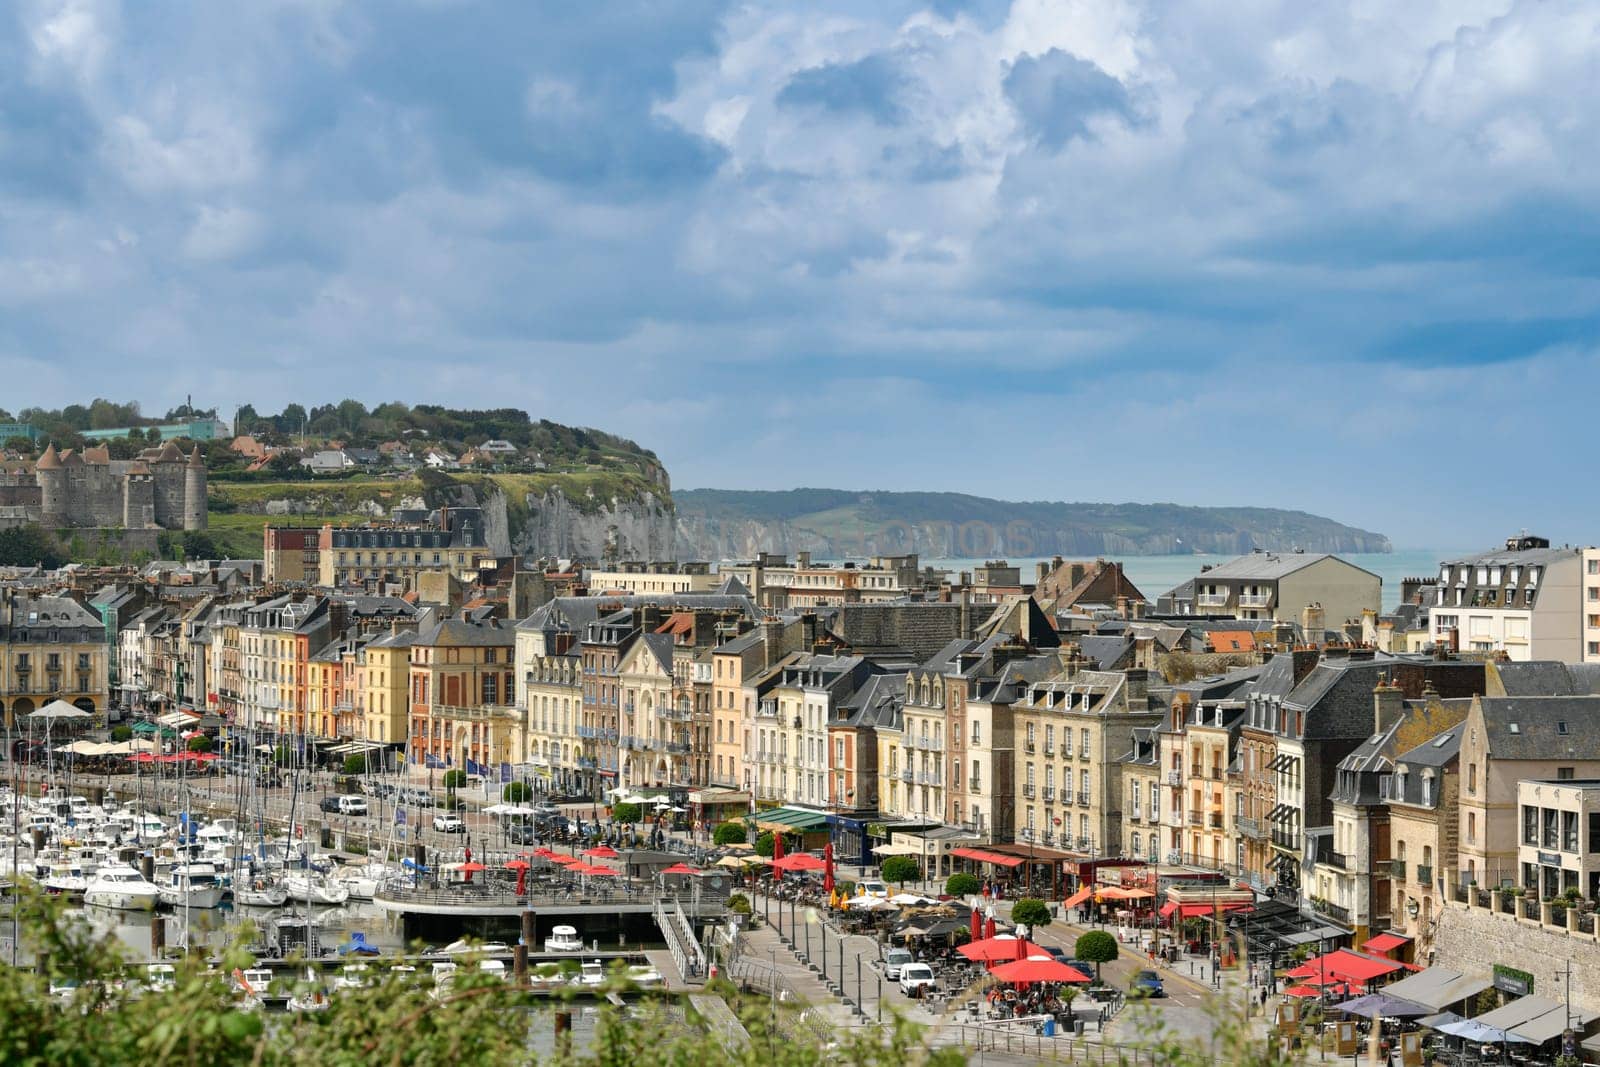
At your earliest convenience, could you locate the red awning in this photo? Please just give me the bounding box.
[951,847,1025,869]
[1361,932,1411,954]
[1159,902,1178,919]
[1303,949,1403,984]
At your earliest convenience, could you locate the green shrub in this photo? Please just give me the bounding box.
[755,832,775,858]
[713,821,747,847]
[1011,897,1052,929]
[110,725,132,742]
[611,802,642,824]
[442,769,467,790]
[881,855,921,886]
[1074,930,1119,980]
[341,754,368,776]
[501,781,530,803]
[945,872,981,897]
[727,893,752,915]
[186,735,214,753]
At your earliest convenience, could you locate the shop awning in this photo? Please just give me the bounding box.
[1509,1003,1600,1045]
[950,846,1025,868]
[1164,901,1253,919]
[1473,994,1567,1034]
[754,807,830,832]
[872,842,923,856]
[1361,932,1411,954]
[1299,949,1404,985]
[1383,968,1495,1012]
[689,789,750,806]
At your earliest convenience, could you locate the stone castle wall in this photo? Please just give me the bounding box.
[1436,897,1600,1013]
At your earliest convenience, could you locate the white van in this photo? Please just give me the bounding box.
[335,796,369,816]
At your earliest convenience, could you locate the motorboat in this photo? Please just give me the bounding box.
[334,963,373,991]
[83,864,160,911]
[232,968,272,1010]
[158,862,226,909]
[330,864,382,901]
[569,960,607,988]
[478,959,509,982]
[41,859,90,897]
[430,961,457,1000]
[286,970,329,1013]
[146,964,177,992]
[625,964,664,989]
[442,939,510,955]
[543,924,585,954]
[285,872,351,906]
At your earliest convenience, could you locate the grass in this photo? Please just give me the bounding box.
[205,512,373,559]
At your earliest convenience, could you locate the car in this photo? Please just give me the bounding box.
[507,823,540,844]
[883,948,914,981]
[362,780,396,798]
[857,879,889,899]
[319,796,343,813]
[1130,970,1165,998]
[433,814,466,833]
[898,963,937,998]
[335,795,369,816]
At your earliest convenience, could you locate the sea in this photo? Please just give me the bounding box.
[925,548,1458,613]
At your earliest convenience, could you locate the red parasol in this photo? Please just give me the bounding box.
[970,907,981,941]
[580,865,618,877]
[771,853,826,873]
[583,845,619,859]
[958,936,1050,963]
[984,915,997,940]
[452,860,486,884]
[660,863,700,875]
[988,958,1092,985]
[771,832,785,883]
[823,841,835,894]
[506,858,532,895]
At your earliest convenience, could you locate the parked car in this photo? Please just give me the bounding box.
[857,880,890,899]
[898,963,937,998]
[335,795,368,816]
[433,814,466,833]
[884,948,914,981]
[362,780,396,798]
[1130,970,1165,998]
[507,823,540,844]
[318,796,343,814]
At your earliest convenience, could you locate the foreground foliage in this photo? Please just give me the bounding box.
[0,888,1305,1066]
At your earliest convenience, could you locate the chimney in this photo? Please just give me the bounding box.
[639,604,663,633]
[760,617,784,667]
[1373,677,1404,732]
[1291,647,1319,686]
[1116,595,1130,620]
[959,587,971,638]
[1069,562,1086,587]
[796,551,811,568]
[1037,561,1051,585]
[1301,603,1325,642]
[1131,600,1145,620]
[1124,668,1149,706]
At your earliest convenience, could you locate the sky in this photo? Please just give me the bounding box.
[2,1,1598,549]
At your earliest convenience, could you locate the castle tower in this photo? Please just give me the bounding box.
[124,461,155,528]
[183,447,207,531]
[35,443,64,524]
[150,441,184,528]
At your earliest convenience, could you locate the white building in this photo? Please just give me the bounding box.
[1430,536,1586,662]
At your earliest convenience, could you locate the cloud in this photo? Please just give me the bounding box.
[1002,49,1138,146]
[0,0,1597,547]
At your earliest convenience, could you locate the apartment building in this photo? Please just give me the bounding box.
[316,510,495,590]
[753,653,877,807]
[718,552,922,609]
[1516,778,1600,901]
[1385,725,1462,960]
[0,590,110,725]
[586,561,719,596]
[359,628,413,746]
[408,616,516,772]
[1189,551,1381,628]
[262,526,320,583]
[1430,536,1584,662]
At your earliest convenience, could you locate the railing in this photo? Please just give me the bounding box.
[1238,593,1273,608]
[1188,811,1204,826]
[1410,864,1430,887]
[1207,812,1223,828]
[1023,741,1036,754]
[899,769,914,782]
[1271,829,1299,851]
[917,772,942,786]
[969,781,982,794]
[665,742,691,756]
[1196,593,1229,608]
[1311,898,1351,923]
[1236,816,1264,839]
[1318,852,1350,871]
[1042,745,1054,757]
[1166,771,1182,786]
[432,703,518,722]
[1388,859,1406,880]
[654,896,705,981]
[1021,785,1035,799]
[917,737,931,750]
[1041,787,1055,803]
[1078,791,1091,806]
[1079,749,1091,762]
[659,705,692,722]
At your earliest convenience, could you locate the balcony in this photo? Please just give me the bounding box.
[665,742,691,756]
[1043,745,1055,757]
[1166,771,1182,786]
[1042,787,1056,803]
[432,703,518,723]
[969,780,982,795]
[1415,864,1433,887]
[1196,592,1230,608]
[659,705,692,722]
[1389,859,1406,880]
[917,772,943,786]
[1237,816,1265,840]
[1238,592,1273,609]
[1311,898,1351,924]
[1078,791,1091,806]
[1188,811,1204,826]
[1024,740,1036,754]
[899,769,914,783]
[1208,812,1223,828]
[1022,784,1036,799]
[1318,851,1351,872]
[1271,829,1299,852]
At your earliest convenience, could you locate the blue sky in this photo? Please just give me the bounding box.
[2,0,1597,548]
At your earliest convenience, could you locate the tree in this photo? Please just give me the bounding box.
[611,802,642,825]
[186,735,214,753]
[754,831,775,858]
[110,725,132,742]
[3,435,33,453]
[501,781,530,803]
[1011,897,1052,929]
[442,769,467,790]
[1074,929,1119,981]
[713,821,748,847]
[945,872,980,897]
[881,855,921,887]
[342,754,368,776]
[0,527,65,568]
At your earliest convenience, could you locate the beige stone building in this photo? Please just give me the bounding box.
[1386,727,1461,961]
[0,590,110,724]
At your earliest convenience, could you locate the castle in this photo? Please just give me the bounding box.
[0,442,206,531]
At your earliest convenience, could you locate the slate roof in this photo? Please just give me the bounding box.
[1201,551,1377,581]
[836,672,906,730]
[415,617,514,647]
[1386,724,1464,808]
[1478,696,1600,760]
[638,632,676,674]
[1076,635,1133,671]
[515,593,755,633]
[1494,661,1600,697]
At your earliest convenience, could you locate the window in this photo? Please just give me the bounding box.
[1523,805,1539,846]
[1131,831,1141,856]
[1564,811,1579,853]
[1589,812,1600,854]
[1558,767,1575,781]
[1543,808,1559,849]
[1467,813,1476,844]
[1467,763,1477,794]
[969,719,981,745]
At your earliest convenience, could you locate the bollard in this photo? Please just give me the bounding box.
[31,828,45,853]
[151,915,166,956]
[140,854,156,883]
[521,909,536,951]
[554,1010,572,1058]
[514,944,528,986]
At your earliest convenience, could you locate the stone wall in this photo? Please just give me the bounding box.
[1436,897,1600,1012]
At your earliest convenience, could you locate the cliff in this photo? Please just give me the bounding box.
[674,489,1391,559]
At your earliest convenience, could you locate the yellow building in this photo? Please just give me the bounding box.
[408,617,517,771]
[360,630,415,746]
[0,590,110,725]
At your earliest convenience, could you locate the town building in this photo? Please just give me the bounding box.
[1429,536,1586,662]
[0,589,110,724]
[1186,551,1381,629]
[315,509,494,590]
[1516,777,1600,901]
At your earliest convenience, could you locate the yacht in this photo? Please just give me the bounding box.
[83,864,160,911]
[285,872,351,906]
[570,960,607,988]
[40,858,90,898]
[146,963,177,992]
[625,964,664,989]
[443,939,511,955]
[430,961,457,1001]
[543,924,585,954]
[478,959,509,982]
[158,862,226,909]
[331,864,383,901]
[334,963,373,991]
[286,969,329,1013]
